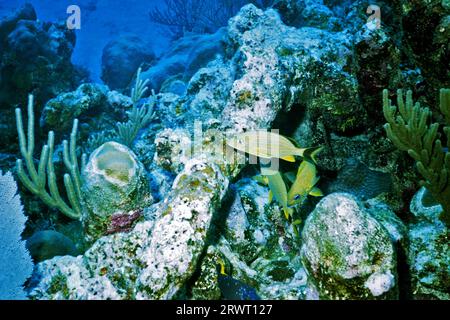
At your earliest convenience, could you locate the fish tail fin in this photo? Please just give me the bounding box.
[291,219,302,237]
[283,207,293,220]
[217,260,227,275]
[296,146,323,163]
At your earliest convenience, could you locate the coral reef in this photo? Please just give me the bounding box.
[0,4,86,157]
[0,0,448,301]
[15,88,152,243]
[408,187,449,299]
[400,0,450,96]
[0,4,83,107]
[217,179,306,299]
[29,5,301,299]
[40,84,109,133]
[140,28,228,93]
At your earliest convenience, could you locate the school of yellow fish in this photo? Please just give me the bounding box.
[227,131,323,227]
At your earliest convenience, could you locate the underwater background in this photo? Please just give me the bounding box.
[0,0,448,300]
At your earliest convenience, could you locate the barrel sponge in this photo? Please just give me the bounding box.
[81,142,152,242]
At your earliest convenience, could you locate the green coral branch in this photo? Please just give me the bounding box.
[383,88,450,226]
[441,88,450,125]
[116,67,155,147]
[131,67,149,105]
[15,94,85,220]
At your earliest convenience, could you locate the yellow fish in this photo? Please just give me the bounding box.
[284,171,297,184]
[227,131,315,162]
[287,160,323,206]
[261,166,293,220]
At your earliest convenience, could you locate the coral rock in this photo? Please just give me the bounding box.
[40,83,108,132]
[408,187,449,300]
[101,35,156,91]
[301,193,398,299]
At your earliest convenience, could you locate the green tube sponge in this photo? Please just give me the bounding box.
[15,94,85,220]
[383,88,450,226]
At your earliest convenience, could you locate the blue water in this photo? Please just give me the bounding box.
[0,0,169,82]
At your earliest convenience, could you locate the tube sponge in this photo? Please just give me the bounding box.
[15,94,85,220]
[383,89,450,226]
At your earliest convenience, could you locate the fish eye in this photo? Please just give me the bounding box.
[294,195,300,200]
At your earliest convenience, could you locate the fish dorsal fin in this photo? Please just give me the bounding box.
[309,187,323,197]
[285,136,299,147]
[281,155,295,162]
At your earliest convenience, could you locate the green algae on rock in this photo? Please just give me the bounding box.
[40,83,108,133]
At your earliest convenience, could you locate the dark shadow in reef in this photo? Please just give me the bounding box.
[271,101,306,138]
[397,240,412,300]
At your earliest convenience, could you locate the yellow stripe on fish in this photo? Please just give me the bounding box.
[226,131,310,161]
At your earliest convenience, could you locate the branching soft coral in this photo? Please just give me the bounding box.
[15,95,85,220]
[116,67,155,147]
[149,0,274,39]
[383,88,450,226]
